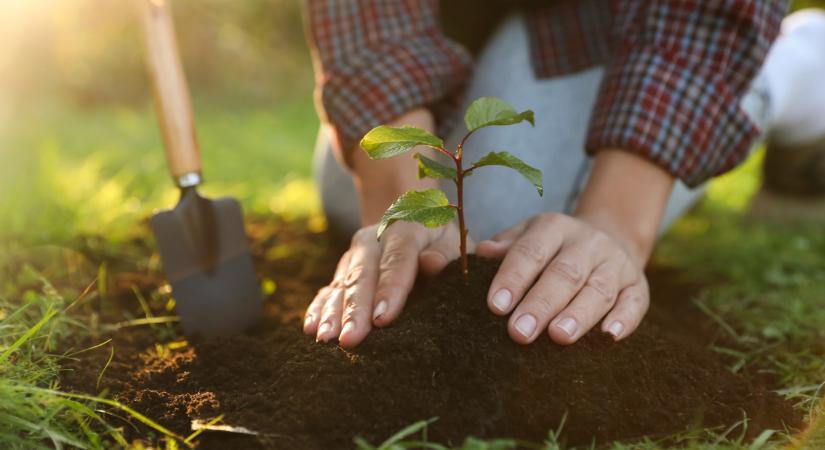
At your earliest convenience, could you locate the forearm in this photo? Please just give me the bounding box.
[350,108,440,225]
[574,149,675,266]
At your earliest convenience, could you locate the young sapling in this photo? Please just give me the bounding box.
[360,97,543,276]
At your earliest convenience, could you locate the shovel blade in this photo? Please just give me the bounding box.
[151,189,262,337]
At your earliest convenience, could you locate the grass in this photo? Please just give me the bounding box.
[0,98,320,243]
[0,267,143,448]
[656,152,825,413]
[0,257,231,448]
[0,96,321,447]
[352,413,804,450]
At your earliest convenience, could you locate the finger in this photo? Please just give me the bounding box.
[507,240,601,344]
[419,226,460,276]
[601,278,650,341]
[304,250,351,334]
[475,218,531,259]
[373,224,427,327]
[316,287,344,342]
[547,261,621,345]
[486,213,566,316]
[338,230,381,348]
[303,287,330,335]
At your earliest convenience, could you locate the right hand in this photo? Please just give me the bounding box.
[303,220,470,348]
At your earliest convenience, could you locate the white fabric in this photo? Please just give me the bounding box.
[760,9,825,145]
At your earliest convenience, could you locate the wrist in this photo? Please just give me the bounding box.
[351,108,439,225]
[574,149,675,266]
[352,156,438,225]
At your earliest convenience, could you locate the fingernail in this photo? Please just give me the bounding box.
[340,320,355,338]
[491,289,512,312]
[514,314,537,338]
[555,317,578,337]
[316,322,332,342]
[304,314,315,329]
[607,321,624,339]
[373,300,387,320]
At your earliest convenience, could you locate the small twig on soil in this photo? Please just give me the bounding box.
[103,315,179,331]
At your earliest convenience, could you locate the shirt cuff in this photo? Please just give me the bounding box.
[585,47,761,187]
[318,35,472,168]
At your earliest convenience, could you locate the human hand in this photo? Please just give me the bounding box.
[476,212,649,345]
[303,221,471,348]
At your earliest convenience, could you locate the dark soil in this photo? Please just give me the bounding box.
[61,220,803,449]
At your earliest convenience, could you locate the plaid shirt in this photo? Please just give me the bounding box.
[305,0,786,186]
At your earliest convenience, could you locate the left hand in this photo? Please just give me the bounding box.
[475,212,649,345]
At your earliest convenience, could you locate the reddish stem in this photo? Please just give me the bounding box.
[454,141,469,276]
[432,146,456,161]
[430,142,469,275]
[458,129,476,157]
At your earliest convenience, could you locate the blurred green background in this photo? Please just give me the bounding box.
[0,0,318,243]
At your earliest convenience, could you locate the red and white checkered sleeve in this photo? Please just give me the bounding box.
[585,1,786,187]
[305,0,472,168]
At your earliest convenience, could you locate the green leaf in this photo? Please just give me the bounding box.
[377,190,455,238]
[464,97,534,132]
[470,151,543,196]
[360,126,444,160]
[414,153,456,180]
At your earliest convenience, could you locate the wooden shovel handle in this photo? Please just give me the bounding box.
[140,0,202,186]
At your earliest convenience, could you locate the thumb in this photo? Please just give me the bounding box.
[418,226,472,276]
[476,219,529,259]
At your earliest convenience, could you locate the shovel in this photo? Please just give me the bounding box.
[140,0,262,337]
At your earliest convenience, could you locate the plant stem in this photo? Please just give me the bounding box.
[454,143,469,276]
[433,146,455,160]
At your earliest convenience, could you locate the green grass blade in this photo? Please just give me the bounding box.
[0,411,87,449]
[0,306,57,363]
[379,417,438,448]
[184,414,224,444]
[20,386,189,447]
[104,315,179,331]
[0,301,33,327]
[748,429,777,450]
[95,343,114,391]
[353,436,376,450]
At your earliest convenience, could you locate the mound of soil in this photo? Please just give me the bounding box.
[70,252,801,449]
